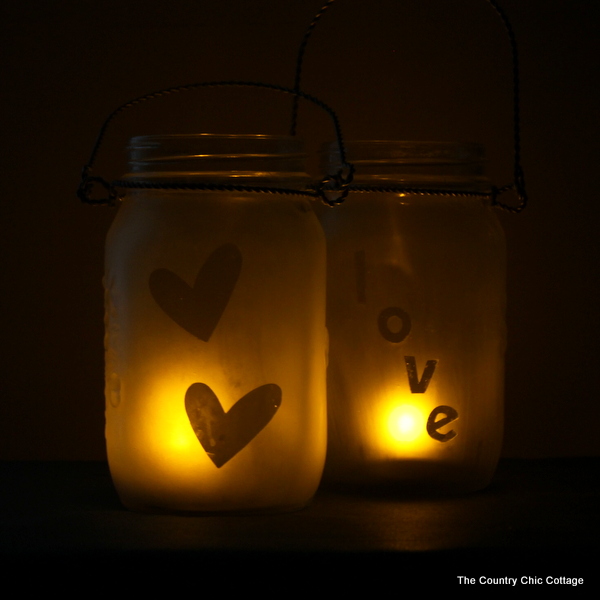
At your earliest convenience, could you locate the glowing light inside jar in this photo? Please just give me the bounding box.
[375,393,435,457]
[387,404,423,443]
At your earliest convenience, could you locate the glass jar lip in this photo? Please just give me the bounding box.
[324,140,485,164]
[321,140,489,192]
[124,134,310,184]
[128,133,306,161]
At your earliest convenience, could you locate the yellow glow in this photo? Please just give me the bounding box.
[388,404,422,442]
[132,377,215,477]
[166,426,196,453]
[377,398,431,457]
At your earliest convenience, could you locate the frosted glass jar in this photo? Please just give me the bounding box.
[320,141,506,493]
[104,134,327,512]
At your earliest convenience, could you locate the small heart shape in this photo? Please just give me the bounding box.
[149,243,242,341]
[185,383,282,468]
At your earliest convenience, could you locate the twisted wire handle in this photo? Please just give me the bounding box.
[289,0,527,212]
[78,81,355,207]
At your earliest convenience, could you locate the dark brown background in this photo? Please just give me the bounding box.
[1,0,598,460]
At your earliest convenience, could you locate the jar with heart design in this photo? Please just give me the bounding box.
[104,134,327,512]
[320,141,506,493]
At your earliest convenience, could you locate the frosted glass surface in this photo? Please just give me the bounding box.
[321,190,506,493]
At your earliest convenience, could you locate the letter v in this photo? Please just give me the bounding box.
[405,356,438,393]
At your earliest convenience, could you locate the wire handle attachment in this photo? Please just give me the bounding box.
[290,0,528,212]
[78,81,354,207]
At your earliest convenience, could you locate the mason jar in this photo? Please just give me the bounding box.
[104,134,327,512]
[320,141,506,493]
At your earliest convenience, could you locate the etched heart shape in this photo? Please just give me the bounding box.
[149,244,242,341]
[185,383,282,467]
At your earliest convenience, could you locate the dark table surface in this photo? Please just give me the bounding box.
[2,458,598,588]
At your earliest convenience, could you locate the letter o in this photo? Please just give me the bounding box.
[378,306,411,343]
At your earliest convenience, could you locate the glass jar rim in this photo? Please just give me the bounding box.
[321,140,489,193]
[124,134,309,184]
[128,134,306,162]
[324,140,485,164]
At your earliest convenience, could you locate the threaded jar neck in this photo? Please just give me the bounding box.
[125,134,310,185]
[324,141,489,191]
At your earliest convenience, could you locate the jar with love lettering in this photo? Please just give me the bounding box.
[320,141,506,493]
[104,134,327,512]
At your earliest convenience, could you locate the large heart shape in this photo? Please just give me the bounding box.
[185,383,282,468]
[149,243,242,341]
